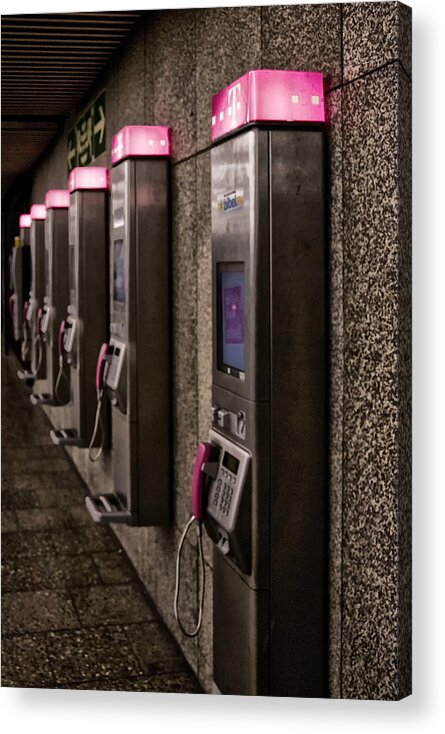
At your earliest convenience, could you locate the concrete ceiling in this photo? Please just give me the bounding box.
[1,11,141,199]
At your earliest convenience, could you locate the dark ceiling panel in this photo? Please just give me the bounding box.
[1,11,142,199]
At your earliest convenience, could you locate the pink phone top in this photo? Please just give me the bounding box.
[68,166,109,193]
[30,204,47,220]
[45,190,70,209]
[111,126,172,165]
[211,69,325,141]
[192,442,213,522]
[96,342,110,391]
[19,214,31,228]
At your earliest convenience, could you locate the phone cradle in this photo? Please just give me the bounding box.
[30,392,56,406]
[50,428,79,446]
[85,493,132,524]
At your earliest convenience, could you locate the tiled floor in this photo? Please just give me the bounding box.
[1,354,201,693]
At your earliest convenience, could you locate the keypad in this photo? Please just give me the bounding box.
[213,469,236,517]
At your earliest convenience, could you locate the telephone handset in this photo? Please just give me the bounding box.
[53,319,70,404]
[192,441,214,522]
[96,342,111,392]
[40,305,51,337]
[174,441,218,637]
[21,300,30,362]
[36,308,43,336]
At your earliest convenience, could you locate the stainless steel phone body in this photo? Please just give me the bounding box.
[87,157,171,526]
[11,228,30,342]
[16,226,31,359]
[208,127,328,697]
[31,207,70,405]
[51,189,109,446]
[27,219,46,378]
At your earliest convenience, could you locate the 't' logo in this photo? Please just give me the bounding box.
[227,83,242,129]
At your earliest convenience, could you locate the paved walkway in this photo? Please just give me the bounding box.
[1,354,201,693]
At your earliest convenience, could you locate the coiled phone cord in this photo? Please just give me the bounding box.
[88,389,105,462]
[174,515,206,638]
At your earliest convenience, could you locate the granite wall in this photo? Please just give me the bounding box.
[25,2,412,699]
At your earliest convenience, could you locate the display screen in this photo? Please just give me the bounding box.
[113,239,125,304]
[222,451,240,475]
[220,268,245,372]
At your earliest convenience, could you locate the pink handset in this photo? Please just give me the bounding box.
[36,308,43,335]
[58,320,66,356]
[192,442,213,522]
[96,343,110,391]
[8,295,14,318]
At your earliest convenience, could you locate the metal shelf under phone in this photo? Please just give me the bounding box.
[30,392,56,406]
[50,428,79,446]
[85,493,131,524]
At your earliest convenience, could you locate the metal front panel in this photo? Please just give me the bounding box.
[30,219,45,304]
[67,189,109,445]
[29,219,46,378]
[22,242,32,311]
[107,158,171,525]
[11,246,22,340]
[211,129,270,403]
[42,208,70,402]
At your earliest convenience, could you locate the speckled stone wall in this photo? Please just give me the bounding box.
[26,2,411,699]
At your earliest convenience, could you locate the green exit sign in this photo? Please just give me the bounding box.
[67,90,106,173]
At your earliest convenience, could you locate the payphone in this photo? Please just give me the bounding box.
[50,167,109,448]
[9,236,22,341]
[175,70,328,697]
[17,205,47,382]
[10,214,31,344]
[30,190,70,406]
[85,125,172,526]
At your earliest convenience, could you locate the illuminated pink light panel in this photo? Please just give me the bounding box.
[45,189,70,209]
[30,204,47,220]
[211,69,325,141]
[19,214,31,228]
[111,126,172,165]
[69,167,109,193]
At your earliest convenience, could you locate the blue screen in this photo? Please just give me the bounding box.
[221,270,244,372]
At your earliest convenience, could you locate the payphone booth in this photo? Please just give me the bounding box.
[50,167,109,448]
[18,205,47,382]
[177,71,328,697]
[30,190,70,406]
[10,214,31,344]
[85,126,172,526]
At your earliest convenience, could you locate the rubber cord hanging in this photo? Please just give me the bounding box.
[174,515,206,638]
[88,389,105,462]
[21,321,29,362]
[33,334,43,375]
[54,354,69,404]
